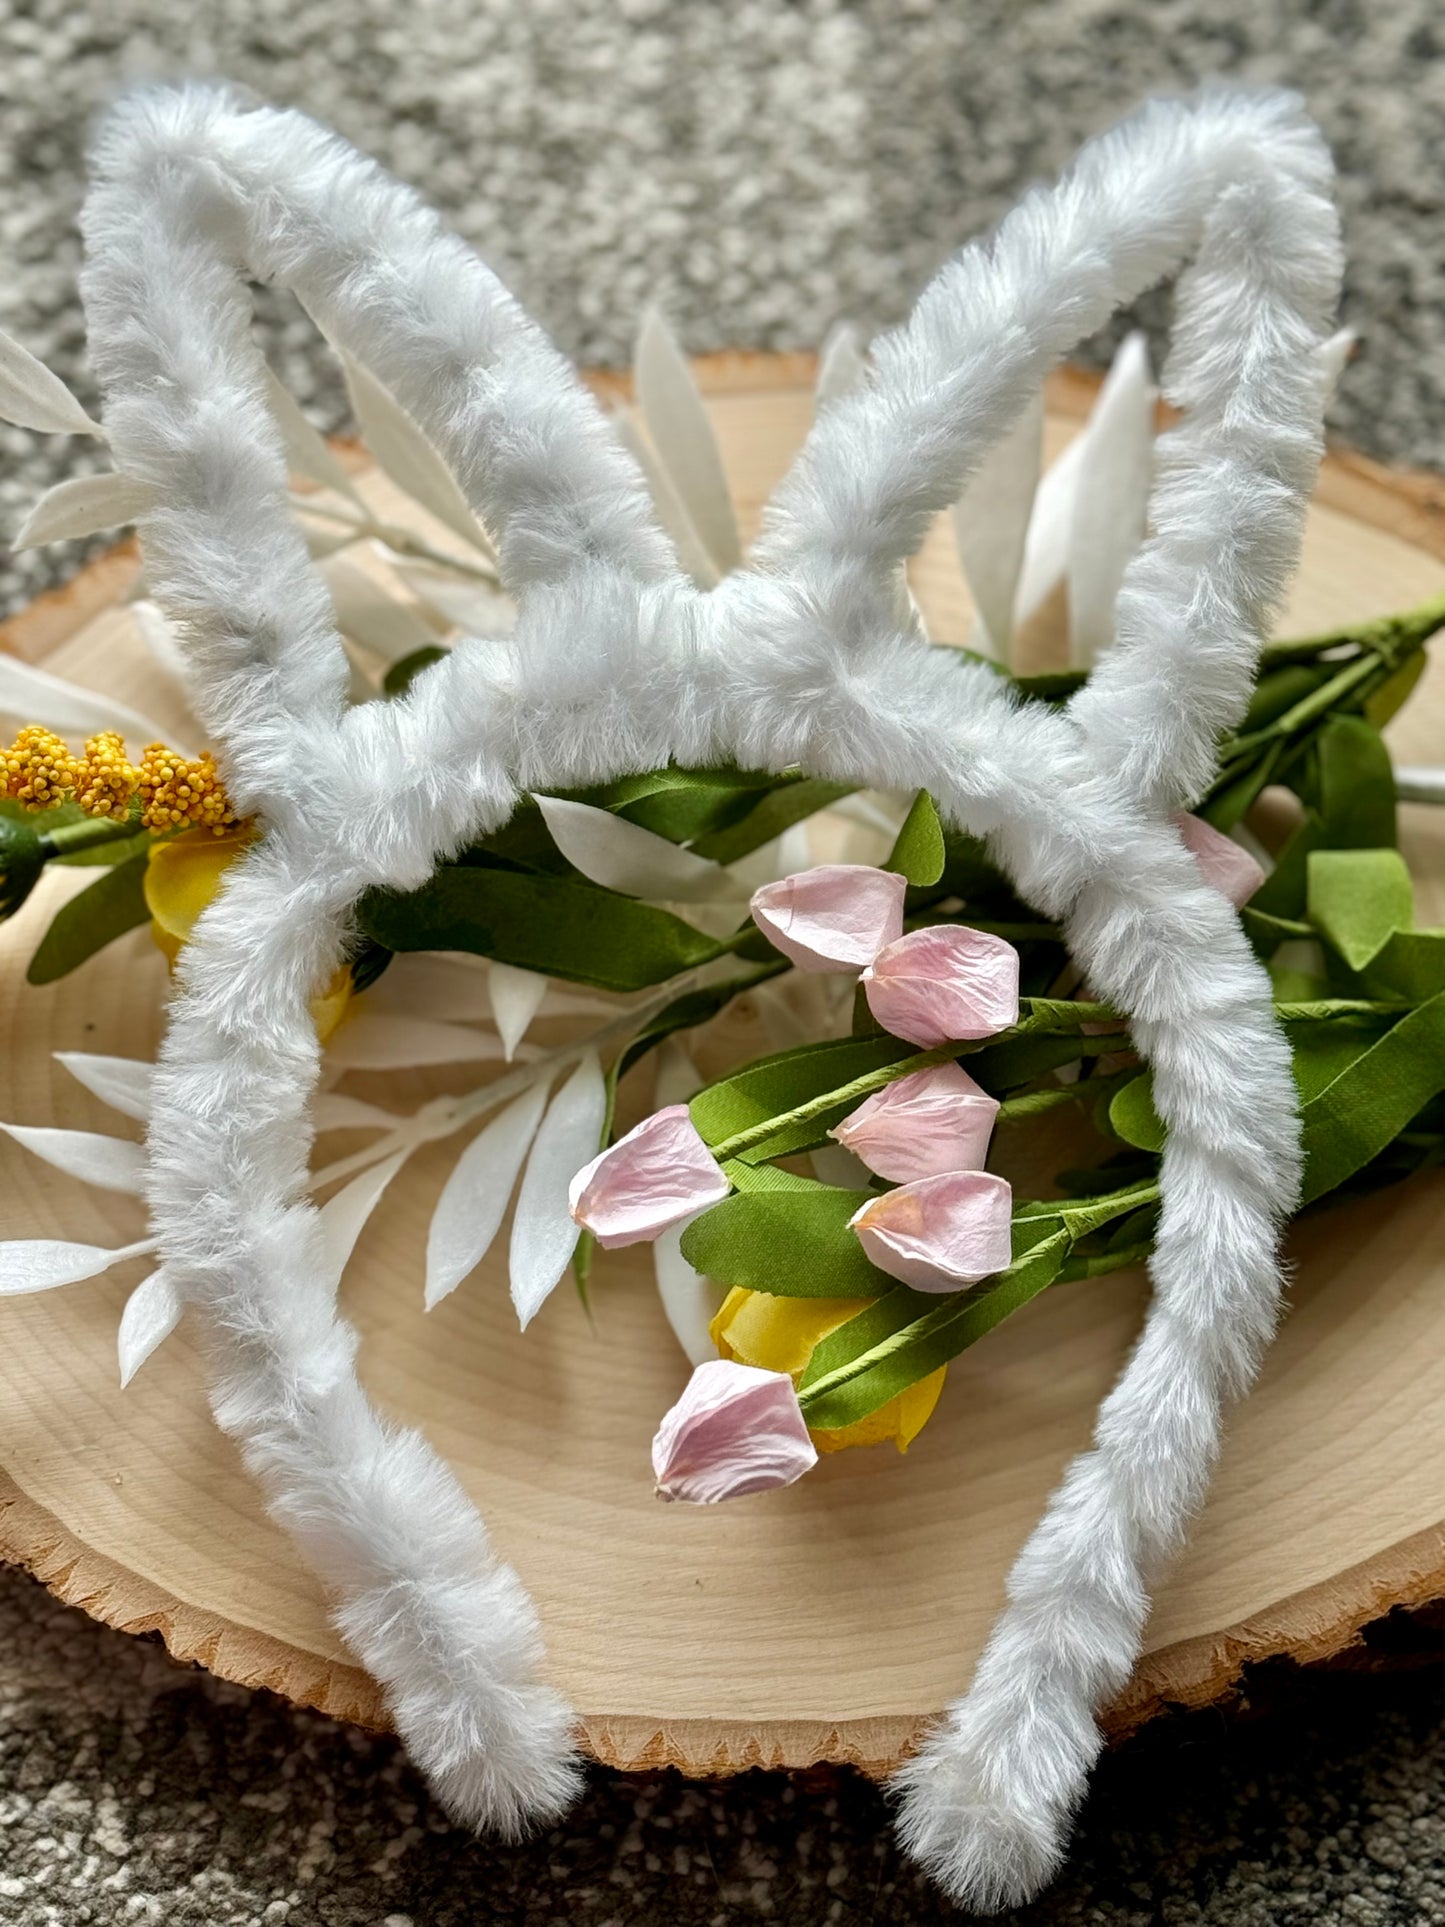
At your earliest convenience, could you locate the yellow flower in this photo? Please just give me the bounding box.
[709,1286,945,1456]
[144,827,351,1041]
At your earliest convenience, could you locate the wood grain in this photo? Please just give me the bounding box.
[1,355,1443,1776]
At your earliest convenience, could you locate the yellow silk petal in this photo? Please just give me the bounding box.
[709,1285,947,1456]
[144,826,351,1040]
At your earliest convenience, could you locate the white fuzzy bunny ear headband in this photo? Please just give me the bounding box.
[78,83,1340,1911]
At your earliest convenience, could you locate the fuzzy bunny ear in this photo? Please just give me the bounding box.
[756,90,1339,815]
[80,85,674,823]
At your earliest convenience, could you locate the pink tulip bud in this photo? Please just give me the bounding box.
[850,1170,1014,1292]
[750,864,907,973]
[829,1062,1000,1183]
[651,1358,818,1503]
[1174,812,1266,908]
[568,1104,730,1248]
[861,925,1019,1047]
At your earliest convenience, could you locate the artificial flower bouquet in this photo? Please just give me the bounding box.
[2,310,1441,1491]
[5,82,1445,1913]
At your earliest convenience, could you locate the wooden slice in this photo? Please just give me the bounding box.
[2,355,1444,1777]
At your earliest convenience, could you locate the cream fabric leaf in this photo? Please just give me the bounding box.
[14,471,154,549]
[318,1148,409,1294]
[535,792,734,902]
[360,953,492,1024]
[634,307,741,576]
[341,351,492,554]
[0,653,179,751]
[117,1267,183,1387]
[425,1077,552,1309]
[952,388,1043,665]
[394,563,515,637]
[264,364,363,503]
[0,1121,146,1194]
[325,1013,512,1071]
[508,1051,606,1330]
[312,1092,400,1132]
[54,1052,154,1123]
[322,554,441,664]
[488,961,549,1061]
[611,401,718,589]
[1067,332,1154,667]
[0,329,102,437]
[130,599,192,686]
[0,1239,138,1293]
[814,322,868,407]
[1012,425,1087,630]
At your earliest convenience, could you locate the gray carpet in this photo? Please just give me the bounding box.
[2,2,1444,1921]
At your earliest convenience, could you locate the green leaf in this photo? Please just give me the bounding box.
[570,763,778,845]
[1317,714,1397,848]
[796,1221,1072,1429]
[383,645,449,697]
[27,852,151,984]
[1108,1075,1167,1153]
[1363,647,1427,729]
[1285,1011,1395,1104]
[689,1033,913,1155]
[678,1177,885,1298]
[691,778,855,864]
[356,866,723,991]
[888,790,946,887]
[1361,929,1445,1003]
[1307,848,1413,972]
[1299,991,1445,1203]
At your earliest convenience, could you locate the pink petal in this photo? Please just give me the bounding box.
[830,1062,1000,1183]
[861,926,1020,1047]
[568,1104,730,1248]
[850,1170,1014,1292]
[750,864,907,973]
[651,1358,818,1503]
[1174,812,1266,908]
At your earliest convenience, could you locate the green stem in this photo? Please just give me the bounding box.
[39,811,146,858]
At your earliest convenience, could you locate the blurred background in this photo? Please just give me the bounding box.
[3,0,1444,610]
[2,2,1444,1922]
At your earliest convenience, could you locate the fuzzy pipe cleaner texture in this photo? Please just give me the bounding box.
[76,83,1341,1910]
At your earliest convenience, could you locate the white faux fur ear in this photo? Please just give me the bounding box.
[77,80,1339,1914]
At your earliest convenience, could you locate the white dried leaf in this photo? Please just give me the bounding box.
[1068,332,1154,667]
[652,1224,723,1368]
[360,953,492,1024]
[0,1121,146,1195]
[634,307,741,576]
[0,653,181,751]
[264,364,362,502]
[317,1148,409,1294]
[1013,428,1087,630]
[312,1092,399,1132]
[952,389,1043,665]
[324,1013,512,1072]
[488,961,549,1061]
[322,554,441,665]
[1318,328,1355,401]
[814,322,868,408]
[508,1051,606,1329]
[0,1239,135,1293]
[54,1052,154,1123]
[611,402,719,589]
[535,792,735,902]
[425,1077,552,1309]
[13,471,154,549]
[118,1268,183,1387]
[0,329,103,437]
[129,599,191,686]
[394,563,516,636]
[341,351,492,555]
